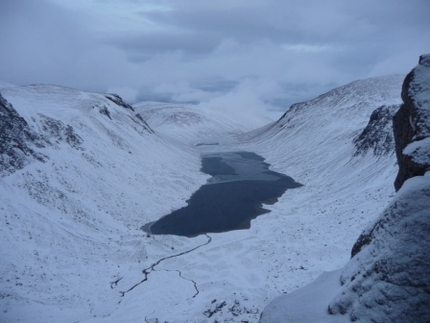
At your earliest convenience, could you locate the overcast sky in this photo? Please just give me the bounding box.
[0,0,429,116]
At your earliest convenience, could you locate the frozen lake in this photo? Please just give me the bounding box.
[142,151,302,236]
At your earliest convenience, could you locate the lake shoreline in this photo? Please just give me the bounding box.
[141,151,302,237]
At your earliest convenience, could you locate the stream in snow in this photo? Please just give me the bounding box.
[142,150,302,236]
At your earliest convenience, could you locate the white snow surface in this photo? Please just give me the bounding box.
[0,74,403,323]
[327,172,430,323]
[259,269,346,323]
[404,136,430,165]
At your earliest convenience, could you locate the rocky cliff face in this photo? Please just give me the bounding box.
[0,93,47,176]
[328,54,430,323]
[353,104,399,156]
[393,54,430,190]
[0,87,155,178]
[0,92,87,177]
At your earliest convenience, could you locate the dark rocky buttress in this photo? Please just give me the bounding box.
[393,54,430,191]
[0,93,85,177]
[353,104,399,156]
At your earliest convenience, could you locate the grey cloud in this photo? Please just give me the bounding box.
[0,0,95,86]
[136,0,430,46]
[0,0,429,113]
[112,0,430,75]
[112,32,217,61]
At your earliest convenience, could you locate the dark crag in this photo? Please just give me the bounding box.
[143,151,302,237]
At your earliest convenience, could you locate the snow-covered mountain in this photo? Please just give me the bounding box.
[0,84,209,322]
[260,56,430,323]
[133,101,268,146]
[0,70,408,323]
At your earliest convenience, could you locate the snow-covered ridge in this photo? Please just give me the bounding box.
[0,85,155,176]
[260,56,430,323]
[246,74,402,140]
[133,101,263,146]
[0,84,209,322]
[241,74,403,188]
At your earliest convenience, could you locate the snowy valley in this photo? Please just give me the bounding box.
[1,55,429,323]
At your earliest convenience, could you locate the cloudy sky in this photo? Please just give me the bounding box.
[1,0,429,116]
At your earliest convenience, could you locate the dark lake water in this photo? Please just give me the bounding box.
[141,151,302,237]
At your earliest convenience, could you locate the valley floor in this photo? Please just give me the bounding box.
[1,132,396,323]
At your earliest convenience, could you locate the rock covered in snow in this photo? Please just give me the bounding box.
[393,54,430,191]
[0,93,47,176]
[104,93,135,112]
[327,173,430,322]
[353,104,399,156]
[0,85,157,178]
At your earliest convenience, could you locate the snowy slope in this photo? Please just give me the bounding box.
[326,55,430,323]
[243,76,403,237]
[231,75,403,323]
[259,62,429,322]
[0,85,209,322]
[0,74,404,323]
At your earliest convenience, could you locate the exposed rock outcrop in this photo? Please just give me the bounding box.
[38,114,84,149]
[105,93,135,111]
[353,104,399,156]
[0,86,157,178]
[0,92,87,177]
[393,54,430,191]
[0,94,47,176]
